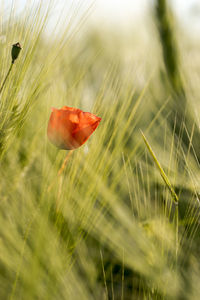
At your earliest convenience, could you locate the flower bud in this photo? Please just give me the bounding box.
[11,42,21,63]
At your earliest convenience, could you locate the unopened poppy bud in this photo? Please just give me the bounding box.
[11,42,21,63]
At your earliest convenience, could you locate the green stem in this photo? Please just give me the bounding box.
[141,131,179,265]
[0,62,14,95]
[175,203,179,263]
[141,131,178,204]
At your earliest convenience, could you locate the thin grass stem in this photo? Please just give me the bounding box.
[0,62,13,95]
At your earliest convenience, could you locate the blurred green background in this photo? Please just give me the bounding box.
[0,0,199,299]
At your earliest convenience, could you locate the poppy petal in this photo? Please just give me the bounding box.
[47,106,101,150]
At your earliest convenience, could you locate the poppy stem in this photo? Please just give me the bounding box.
[0,62,14,95]
[56,150,73,212]
[56,176,63,212]
[47,150,73,194]
[58,150,73,176]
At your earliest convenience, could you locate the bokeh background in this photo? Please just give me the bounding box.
[4,0,200,32]
[0,0,200,299]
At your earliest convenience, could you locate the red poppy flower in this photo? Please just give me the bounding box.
[47,106,101,150]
